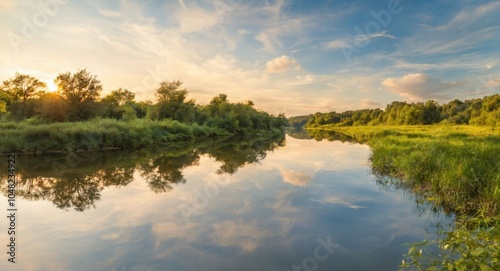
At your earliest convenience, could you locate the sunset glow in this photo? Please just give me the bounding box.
[1,0,499,115]
[46,81,57,92]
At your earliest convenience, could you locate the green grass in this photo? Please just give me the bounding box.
[307,125,500,271]
[0,118,231,154]
[312,125,500,216]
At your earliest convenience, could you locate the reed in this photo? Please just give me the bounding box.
[0,118,230,154]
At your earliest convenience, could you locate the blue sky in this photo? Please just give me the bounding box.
[1,0,499,115]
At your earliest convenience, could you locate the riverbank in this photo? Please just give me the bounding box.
[306,125,499,270]
[310,125,499,215]
[0,118,285,154]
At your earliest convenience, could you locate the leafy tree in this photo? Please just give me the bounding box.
[101,88,136,119]
[153,80,196,123]
[155,80,187,103]
[423,100,440,124]
[55,69,102,104]
[121,105,137,121]
[36,93,66,122]
[0,101,6,114]
[469,94,500,126]
[1,73,46,119]
[1,72,46,104]
[288,114,313,128]
[102,88,135,106]
[55,69,103,121]
[209,93,228,106]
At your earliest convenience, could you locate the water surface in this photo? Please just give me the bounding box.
[0,135,448,271]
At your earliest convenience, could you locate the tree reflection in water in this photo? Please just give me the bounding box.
[0,134,285,211]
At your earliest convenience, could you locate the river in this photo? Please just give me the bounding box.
[0,133,450,271]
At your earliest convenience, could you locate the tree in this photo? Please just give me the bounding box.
[1,73,46,119]
[55,69,103,121]
[101,88,136,119]
[1,72,46,104]
[102,88,135,106]
[36,93,66,122]
[209,94,228,106]
[153,80,196,122]
[55,69,102,104]
[155,80,187,103]
[423,100,440,124]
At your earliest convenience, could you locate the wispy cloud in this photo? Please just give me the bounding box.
[382,73,465,101]
[0,0,498,116]
[324,39,350,50]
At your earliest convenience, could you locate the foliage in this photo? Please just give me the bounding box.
[0,118,228,154]
[102,88,135,106]
[288,114,312,128]
[36,93,66,122]
[0,72,287,149]
[401,217,500,271]
[310,125,500,271]
[1,72,46,103]
[54,69,103,121]
[201,93,288,136]
[1,73,47,119]
[323,125,500,216]
[55,69,102,104]
[301,94,499,128]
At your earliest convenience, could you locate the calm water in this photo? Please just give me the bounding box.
[0,134,449,271]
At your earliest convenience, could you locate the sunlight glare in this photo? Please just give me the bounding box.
[47,81,57,92]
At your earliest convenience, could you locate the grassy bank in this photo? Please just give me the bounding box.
[313,125,499,215]
[0,118,233,154]
[307,125,500,270]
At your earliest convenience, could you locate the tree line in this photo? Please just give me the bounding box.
[289,95,499,128]
[0,70,288,135]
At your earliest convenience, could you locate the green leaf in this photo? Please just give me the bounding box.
[479,263,495,271]
[471,248,485,257]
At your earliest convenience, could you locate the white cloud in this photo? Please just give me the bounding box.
[441,1,500,30]
[265,55,301,73]
[281,170,312,187]
[324,31,396,52]
[254,17,306,52]
[486,78,500,87]
[322,196,366,209]
[210,220,270,252]
[255,32,275,51]
[382,73,464,101]
[325,39,350,50]
[360,99,382,109]
[262,0,288,17]
[354,30,396,45]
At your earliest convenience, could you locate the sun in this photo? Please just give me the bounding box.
[46,81,58,92]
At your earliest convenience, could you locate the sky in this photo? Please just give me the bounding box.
[1,0,499,116]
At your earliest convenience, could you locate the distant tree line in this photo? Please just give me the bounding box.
[0,70,288,135]
[296,95,499,128]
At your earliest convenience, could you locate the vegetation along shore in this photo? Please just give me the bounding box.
[290,95,499,271]
[0,70,288,154]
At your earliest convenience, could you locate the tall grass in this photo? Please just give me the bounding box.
[0,118,229,154]
[318,125,500,215]
[309,125,500,270]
